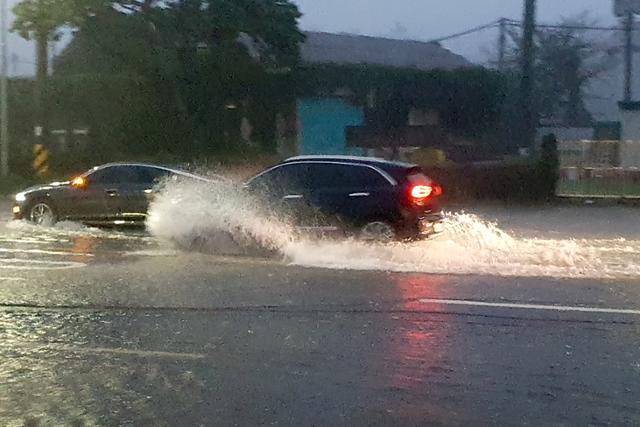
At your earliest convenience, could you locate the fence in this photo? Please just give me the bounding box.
[557,140,640,198]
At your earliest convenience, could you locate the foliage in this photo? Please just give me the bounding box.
[49,0,304,160]
[294,64,507,137]
[5,79,38,177]
[423,136,559,201]
[12,0,95,40]
[502,13,616,126]
[426,163,553,202]
[0,173,35,195]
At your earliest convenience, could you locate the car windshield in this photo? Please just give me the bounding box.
[2,1,640,426]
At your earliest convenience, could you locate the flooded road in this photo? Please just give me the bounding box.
[1,200,640,426]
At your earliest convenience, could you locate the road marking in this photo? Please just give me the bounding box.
[0,247,94,257]
[50,345,206,360]
[0,238,61,245]
[419,298,640,316]
[0,277,25,281]
[0,259,86,270]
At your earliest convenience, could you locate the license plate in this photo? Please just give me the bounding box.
[433,222,445,233]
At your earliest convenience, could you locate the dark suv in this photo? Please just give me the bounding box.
[245,156,443,240]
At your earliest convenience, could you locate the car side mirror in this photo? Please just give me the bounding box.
[71,176,88,189]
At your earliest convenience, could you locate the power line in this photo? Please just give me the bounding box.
[505,18,640,32]
[428,20,501,43]
[426,18,640,46]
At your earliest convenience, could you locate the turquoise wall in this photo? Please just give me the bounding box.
[297,98,364,155]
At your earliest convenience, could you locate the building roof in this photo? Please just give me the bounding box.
[301,31,474,71]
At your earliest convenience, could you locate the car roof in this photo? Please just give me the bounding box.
[91,162,184,172]
[283,155,417,171]
[86,162,229,182]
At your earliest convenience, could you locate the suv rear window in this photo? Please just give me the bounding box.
[249,163,308,194]
[306,163,389,189]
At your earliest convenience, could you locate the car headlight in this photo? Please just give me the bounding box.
[15,192,26,202]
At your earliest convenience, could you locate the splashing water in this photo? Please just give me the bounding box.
[147,179,640,279]
[146,178,295,255]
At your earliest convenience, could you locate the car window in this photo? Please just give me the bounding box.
[87,166,123,185]
[250,163,308,194]
[88,166,145,185]
[306,163,389,189]
[135,166,172,184]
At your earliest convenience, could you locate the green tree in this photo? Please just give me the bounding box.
[12,0,99,153]
[52,0,304,159]
[502,13,616,126]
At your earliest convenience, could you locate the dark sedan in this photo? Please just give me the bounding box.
[12,163,220,226]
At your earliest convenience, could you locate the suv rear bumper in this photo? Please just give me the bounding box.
[418,215,445,235]
[398,211,444,240]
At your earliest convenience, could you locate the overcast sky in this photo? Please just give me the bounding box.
[292,0,620,62]
[3,0,626,76]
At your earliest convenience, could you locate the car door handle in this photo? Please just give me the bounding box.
[283,194,304,200]
[349,192,370,197]
[105,189,119,197]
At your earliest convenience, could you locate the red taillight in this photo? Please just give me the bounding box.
[408,183,443,205]
[411,185,433,199]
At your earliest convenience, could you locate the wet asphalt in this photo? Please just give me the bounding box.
[0,199,639,426]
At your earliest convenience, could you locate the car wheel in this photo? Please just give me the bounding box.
[360,221,396,242]
[28,201,58,226]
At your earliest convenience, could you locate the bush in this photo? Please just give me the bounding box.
[426,162,555,202]
[0,173,34,196]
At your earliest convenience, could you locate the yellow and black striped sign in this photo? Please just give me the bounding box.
[33,144,49,177]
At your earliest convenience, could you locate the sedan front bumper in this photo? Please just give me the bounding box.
[12,204,25,220]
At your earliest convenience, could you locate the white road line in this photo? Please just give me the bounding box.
[0,259,86,270]
[0,247,94,257]
[50,345,206,360]
[0,277,25,281]
[0,238,57,244]
[419,298,640,316]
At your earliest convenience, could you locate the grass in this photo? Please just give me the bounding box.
[557,179,640,198]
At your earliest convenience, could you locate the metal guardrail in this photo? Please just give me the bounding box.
[558,167,640,198]
[557,140,640,198]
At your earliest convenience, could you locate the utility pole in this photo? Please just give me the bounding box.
[498,17,507,72]
[0,0,8,177]
[519,0,536,151]
[33,31,48,161]
[624,10,634,102]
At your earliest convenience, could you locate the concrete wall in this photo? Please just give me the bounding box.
[620,109,640,141]
[620,141,640,169]
[619,109,640,168]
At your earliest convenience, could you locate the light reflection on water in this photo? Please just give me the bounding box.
[0,310,209,426]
